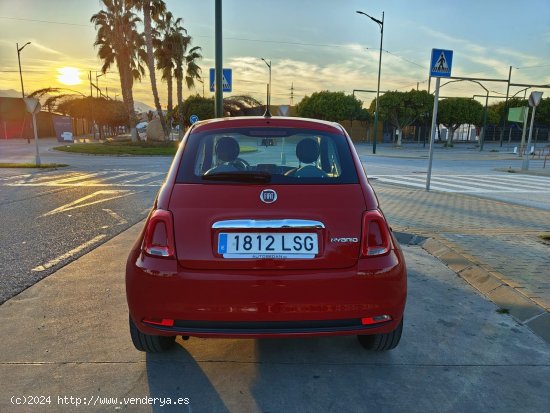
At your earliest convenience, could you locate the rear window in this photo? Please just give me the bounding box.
[176,127,359,184]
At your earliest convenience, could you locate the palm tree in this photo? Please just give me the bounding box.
[173,30,202,138]
[154,12,185,116]
[91,0,146,142]
[129,0,169,139]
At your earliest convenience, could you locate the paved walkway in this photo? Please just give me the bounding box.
[361,142,550,342]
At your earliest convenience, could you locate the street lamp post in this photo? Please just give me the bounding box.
[356,10,384,154]
[261,58,272,115]
[16,42,31,98]
[438,79,489,150]
[17,42,31,143]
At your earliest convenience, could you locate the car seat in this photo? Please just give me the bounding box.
[288,138,327,178]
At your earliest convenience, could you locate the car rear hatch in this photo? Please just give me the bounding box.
[169,184,365,270]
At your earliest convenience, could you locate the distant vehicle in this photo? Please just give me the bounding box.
[136,121,148,140]
[126,116,407,353]
[60,131,73,142]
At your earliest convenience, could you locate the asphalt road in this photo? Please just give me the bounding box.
[0,156,172,303]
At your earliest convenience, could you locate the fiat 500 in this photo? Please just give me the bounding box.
[126,116,406,352]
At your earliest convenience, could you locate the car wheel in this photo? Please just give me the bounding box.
[357,318,403,351]
[129,315,176,353]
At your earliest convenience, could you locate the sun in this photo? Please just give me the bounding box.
[57,67,81,85]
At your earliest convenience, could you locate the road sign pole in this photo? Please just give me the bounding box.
[426,77,440,191]
[214,0,223,117]
[521,91,544,171]
[519,108,529,156]
[32,112,41,166]
[521,106,536,171]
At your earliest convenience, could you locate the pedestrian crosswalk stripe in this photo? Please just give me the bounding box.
[2,170,166,187]
[370,174,550,193]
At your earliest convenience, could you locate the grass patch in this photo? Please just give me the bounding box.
[53,141,257,156]
[539,233,550,242]
[0,163,68,168]
[54,141,179,156]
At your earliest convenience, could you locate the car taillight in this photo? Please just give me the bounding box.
[361,210,391,257]
[143,209,175,258]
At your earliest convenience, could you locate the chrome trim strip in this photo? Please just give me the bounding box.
[212,219,325,229]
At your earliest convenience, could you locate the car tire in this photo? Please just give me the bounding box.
[357,318,403,351]
[129,315,176,353]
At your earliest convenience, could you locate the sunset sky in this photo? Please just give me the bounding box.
[1,0,549,110]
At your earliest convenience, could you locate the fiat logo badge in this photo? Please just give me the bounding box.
[260,189,277,204]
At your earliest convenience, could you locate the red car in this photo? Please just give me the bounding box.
[126,116,406,352]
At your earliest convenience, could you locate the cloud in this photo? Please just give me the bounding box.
[25,41,63,56]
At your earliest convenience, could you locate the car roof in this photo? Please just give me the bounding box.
[189,116,346,135]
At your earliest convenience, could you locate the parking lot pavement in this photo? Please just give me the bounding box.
[1,222,549,413]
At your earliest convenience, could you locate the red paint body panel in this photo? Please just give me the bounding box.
[126,247,406,338]
[169,184,366,270]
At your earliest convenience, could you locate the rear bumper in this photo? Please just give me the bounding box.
[126,248,407,338]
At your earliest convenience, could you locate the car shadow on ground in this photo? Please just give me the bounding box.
[146,347,229,413]
[143,247,550,413]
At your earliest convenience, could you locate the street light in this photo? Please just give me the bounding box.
[357,10,384,154]
[261,58,272,115]
[438,79,489,151]
[16,42,31,98]
[17,42,32,143]
[510,87,530,99]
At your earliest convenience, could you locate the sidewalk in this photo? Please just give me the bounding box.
[362,142,550,343]
[356,141,550,170]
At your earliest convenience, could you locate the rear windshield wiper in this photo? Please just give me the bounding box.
[202,171,271,183]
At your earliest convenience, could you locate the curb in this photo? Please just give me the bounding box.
[394,231,550,345]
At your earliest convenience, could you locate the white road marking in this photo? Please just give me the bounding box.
[41,190,134,217]
[5,170,164,187]
[370,174,550,193]
[102,208,128,225]
[31,235,107,272]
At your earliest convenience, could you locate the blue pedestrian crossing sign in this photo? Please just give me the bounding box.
[209,68,232,92]
[430,49,453,77]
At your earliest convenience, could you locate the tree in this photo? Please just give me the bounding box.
[57,97,128,138]
[224,95,263,116]
[91,0,146,142]
[370,90,432,147]
[172,27,202,138]
[534,97,550,126]
[438,98,483,146]
[173,94,263,129]
[296,91,369,122]
[174,95,214,127]
[130,0,169,139]
[154,11,184,116]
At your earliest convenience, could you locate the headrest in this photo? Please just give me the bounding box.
[296,138,320,164]
[215,136,240,162]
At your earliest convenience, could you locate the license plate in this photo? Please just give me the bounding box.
[218,232,318,259]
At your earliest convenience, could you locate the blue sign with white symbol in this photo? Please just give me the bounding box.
[190,114,199,124]
[430,49,453,77]
[209,68,232,92]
